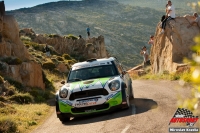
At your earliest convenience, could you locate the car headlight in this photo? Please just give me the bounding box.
[108,80,120,91]
[59,88,68,98]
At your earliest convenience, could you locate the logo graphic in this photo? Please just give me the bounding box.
[169,108,199,127]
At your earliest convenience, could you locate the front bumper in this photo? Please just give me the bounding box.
[57,91,123,116]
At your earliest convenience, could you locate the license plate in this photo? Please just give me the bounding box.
[75,98,98,107]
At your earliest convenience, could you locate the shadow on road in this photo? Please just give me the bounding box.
[62,98,157,125]
[132,98,158,114]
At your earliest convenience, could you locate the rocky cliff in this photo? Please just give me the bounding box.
[0,15,45,89]
[20,28,109,60]
[150,15,198,74]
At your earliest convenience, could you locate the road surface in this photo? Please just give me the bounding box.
[32,80,200,133]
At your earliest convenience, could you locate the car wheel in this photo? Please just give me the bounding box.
[125,89,130,109]
[58,114,70,122]
[56,102,70,122]
[129,83,134,99]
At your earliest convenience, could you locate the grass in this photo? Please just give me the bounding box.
[130,66,192,82]
[0,103,50,133]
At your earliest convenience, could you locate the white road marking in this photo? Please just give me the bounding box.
[121,124,131,133]
[131,104,136,115]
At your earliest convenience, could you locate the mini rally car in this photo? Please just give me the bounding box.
[55,57,134,122]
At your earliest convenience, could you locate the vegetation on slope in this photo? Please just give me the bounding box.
[0,35,78,132]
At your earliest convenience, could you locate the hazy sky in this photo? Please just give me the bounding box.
[3,0,82,11]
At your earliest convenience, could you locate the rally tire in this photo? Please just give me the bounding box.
[56,101,70,122]
[124,90,130,109]
[129,82,134,100]
[58,114,70,122]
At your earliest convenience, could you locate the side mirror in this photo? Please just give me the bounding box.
[61,81,65,84]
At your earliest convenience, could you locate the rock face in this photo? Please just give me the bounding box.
[151,16,199,73]
[20,29,109,60]
[0,15,45,89]
[0,61,45,89]
[1,15,31,60]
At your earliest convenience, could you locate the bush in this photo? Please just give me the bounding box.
[29,87,50,103]
[56,56,64,61]
[64,34,78,40]
[67,60,75,65]
[42,61,56,70]
[9,93,34,104]
[7,86,16,96]
[62,54,72,60]
[0,118,18,133]
[20,36,31,41]
[4,78,24,92]
[48,34,60,38]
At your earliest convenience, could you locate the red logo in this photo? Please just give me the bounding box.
[169,108,199,127]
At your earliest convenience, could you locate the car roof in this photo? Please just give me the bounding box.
[71,57,116,70]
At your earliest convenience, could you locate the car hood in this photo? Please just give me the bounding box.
[64,77,115,92]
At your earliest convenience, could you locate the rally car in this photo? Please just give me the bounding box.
[55,57,134,122]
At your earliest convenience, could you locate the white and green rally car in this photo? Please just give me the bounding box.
[55,57,134,122]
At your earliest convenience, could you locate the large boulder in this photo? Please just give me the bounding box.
[1,61,45,89]
[0,15,45,89]
[0,15,31,60]
[150,16,199,73]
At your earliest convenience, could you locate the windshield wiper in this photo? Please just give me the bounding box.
[69,78,83,82]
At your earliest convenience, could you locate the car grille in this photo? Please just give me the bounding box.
[69,88,109,100]
[71,104,109,113]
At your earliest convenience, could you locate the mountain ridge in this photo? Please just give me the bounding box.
[6,0,163,68]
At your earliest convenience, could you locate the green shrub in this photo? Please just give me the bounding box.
[4,78,24,92]
[27,121,37,126]
[62,54,72,60]
[56,56,64,61]
[42,61,56,70]
[1,57,22,65]
[64,34,78,40]
[48,34,60,38]
[24,43,30,48]
[0,118,18,133]
[29,87,50,103]
[7,86,16,96]
[72,59,77,63]
[0,76,4,84]
[9,93,34,104]
[35,96,45,103]
[67,60,75,65]
[42,71,55,91]
[20,36,31,41]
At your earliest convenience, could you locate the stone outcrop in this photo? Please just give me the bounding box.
[0,15,45,89]
[0,61,45,89]
[1,15,31,60]
[150,16,199,73]
[20,28,109,60]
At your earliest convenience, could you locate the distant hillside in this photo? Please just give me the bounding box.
[115,0,197,15]
[7,0,164,68]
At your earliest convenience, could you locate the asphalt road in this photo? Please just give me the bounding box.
[32,80,200,133]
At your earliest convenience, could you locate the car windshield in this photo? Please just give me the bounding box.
[68,65,118,82]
